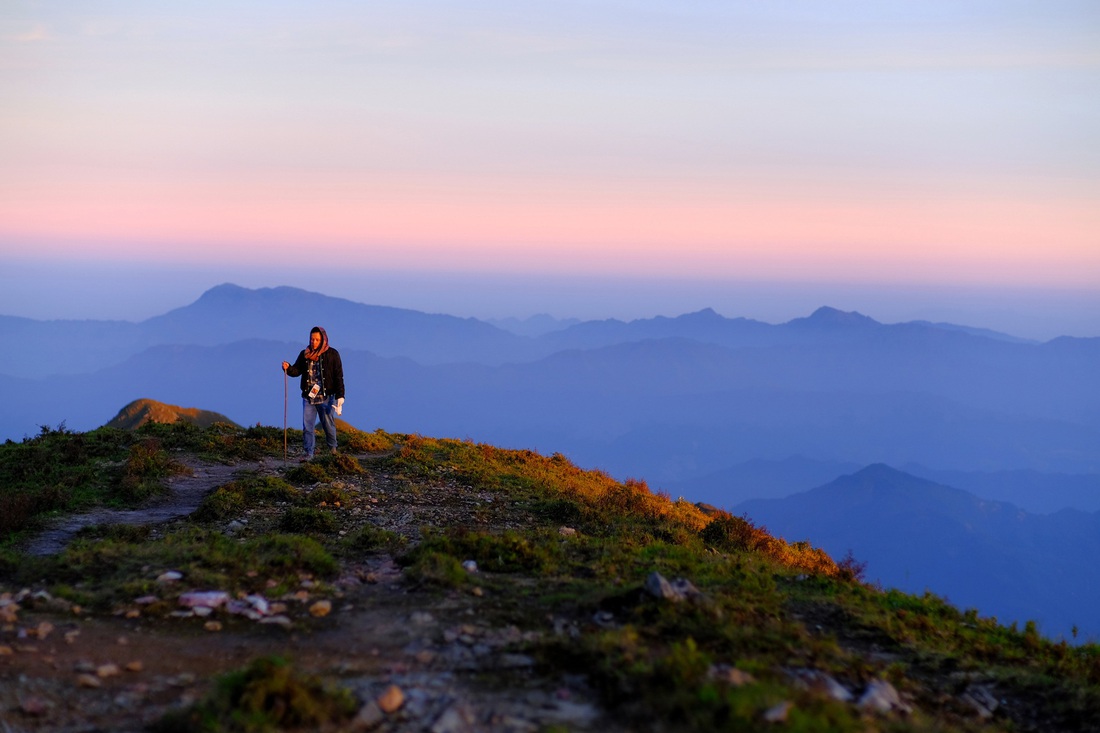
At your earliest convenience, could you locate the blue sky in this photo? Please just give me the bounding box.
[1,1,1097,337]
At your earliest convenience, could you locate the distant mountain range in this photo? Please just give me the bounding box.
[5,283,1098,485]
[7,283,1098,641]
[736,464,1100,642]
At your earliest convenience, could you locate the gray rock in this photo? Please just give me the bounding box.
[644,571,701,602]
[960,684,999,720]
[789,669,852,702]
[763,700,792,723]
[858,679,911,714]
[430,701,479,733]
[350,700,384,731]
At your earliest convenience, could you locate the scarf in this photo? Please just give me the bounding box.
[304,326,330,362]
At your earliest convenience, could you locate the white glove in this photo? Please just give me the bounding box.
[335,397,344,416]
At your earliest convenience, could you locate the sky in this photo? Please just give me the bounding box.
[2,1,1098,338]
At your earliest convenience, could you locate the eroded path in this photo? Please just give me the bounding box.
[2,453,613,733]
[23,459,261,556]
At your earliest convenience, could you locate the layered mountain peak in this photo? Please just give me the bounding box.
[794,306,881,329]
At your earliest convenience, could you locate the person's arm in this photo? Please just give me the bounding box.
[282,352,305,377]
[330,351,345,400]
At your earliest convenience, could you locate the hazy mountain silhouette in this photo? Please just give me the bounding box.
[665,456,863,508]
[487,313,581,337]
[1,284,538,374]
[666,456,1100,515]
[7,285,1098,644]
[900,464,1100,515]
[736,464,1100,642]
[4,284,1097,483]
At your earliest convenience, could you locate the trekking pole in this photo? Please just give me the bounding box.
[283,367,288,466]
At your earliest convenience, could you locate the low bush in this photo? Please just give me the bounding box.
[278,506,339,534]
[152,655,357,733]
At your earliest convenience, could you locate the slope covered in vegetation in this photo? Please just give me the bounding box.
[1,421,1097,732]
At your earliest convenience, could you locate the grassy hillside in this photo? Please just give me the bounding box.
[105,398,241,430]
[1,422,1098,732]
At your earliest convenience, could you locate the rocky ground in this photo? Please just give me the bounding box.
[1,450,613,733]
[2,440,1094,733]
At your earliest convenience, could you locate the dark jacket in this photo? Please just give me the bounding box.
[286,348,345,401]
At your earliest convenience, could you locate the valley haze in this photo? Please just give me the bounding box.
[3,283,1099,642]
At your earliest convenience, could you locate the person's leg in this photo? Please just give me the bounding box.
[301,399,318,457]
[317,397,338,452]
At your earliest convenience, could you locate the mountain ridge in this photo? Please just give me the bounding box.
[104,398,239,430]
[2,283,1063,378]
[4,420,1098,730]
[736,464,1100,641]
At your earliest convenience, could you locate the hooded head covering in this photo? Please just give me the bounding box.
[304,326,330,361]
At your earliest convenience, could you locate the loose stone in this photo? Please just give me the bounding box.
[76,673,102,688]
[376,684,405,713]
[763,700,792,723]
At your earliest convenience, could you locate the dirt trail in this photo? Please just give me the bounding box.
[2,455,612,733]
[23,459,261,556]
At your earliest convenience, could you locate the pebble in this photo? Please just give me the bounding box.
[858,679,911,714]
[178,590,230,609]
[961,684,999,720]
[763,700,792,723]
[430,702,478,733]
[708,664,755,687]
[790,669,852,702]
[351,700,384,730]
[498,653,536,669]
[156,571,183,583]
[96,663,121,678]
[76,673,102,689]
[259,615,293,629]
[377,684,405,713]
[309,600,333,617]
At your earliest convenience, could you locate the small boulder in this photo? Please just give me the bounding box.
[644,571,702,602]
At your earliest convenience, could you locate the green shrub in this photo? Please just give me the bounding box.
[152,655,357,733]
[306,486,351,507]
[278,507,338,534]
[193,476,302,523]
[700,512,761,553]
[403,549,468,588]
[337,427,396,454]
[342,526,407,555]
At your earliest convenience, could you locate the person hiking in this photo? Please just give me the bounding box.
[281,326,345,460]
